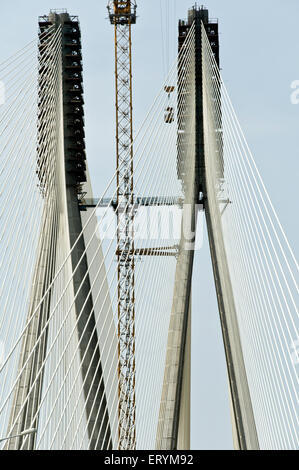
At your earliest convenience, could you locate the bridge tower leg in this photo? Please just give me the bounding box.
[6,11,112,450]
[193,6,259,450]
[157,5,259,450]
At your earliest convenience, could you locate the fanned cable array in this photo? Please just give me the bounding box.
[0,10,297,451]
[202,26,299,450]
[159,0,178,79]
[0,22,196,449]
[0,24,63,449]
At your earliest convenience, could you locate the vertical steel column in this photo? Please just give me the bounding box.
[107,1,137,450]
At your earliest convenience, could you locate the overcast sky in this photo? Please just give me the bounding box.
[0,0,298,450]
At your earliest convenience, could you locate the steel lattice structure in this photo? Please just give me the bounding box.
[107,1,137,450]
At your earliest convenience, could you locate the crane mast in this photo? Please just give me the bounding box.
[107,1,137,450]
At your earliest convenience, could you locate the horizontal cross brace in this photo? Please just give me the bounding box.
[79,196,182,210]
[116,245,179,257]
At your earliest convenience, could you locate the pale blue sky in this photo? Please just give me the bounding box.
[0,0,298,450]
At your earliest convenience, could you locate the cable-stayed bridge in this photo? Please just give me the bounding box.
[0,4,298,451]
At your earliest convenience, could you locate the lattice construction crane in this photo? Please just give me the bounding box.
[107,1,137,450]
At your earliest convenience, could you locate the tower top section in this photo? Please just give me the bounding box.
[107,1,137,25]
[188,4,209,24]
[39,10,79,27]
[179,4,218,27]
